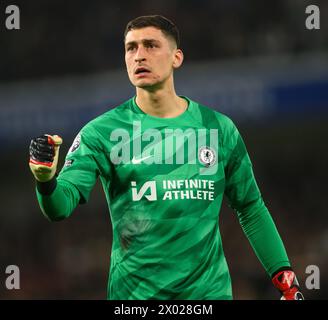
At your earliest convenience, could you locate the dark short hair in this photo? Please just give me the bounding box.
[124,15,180,48]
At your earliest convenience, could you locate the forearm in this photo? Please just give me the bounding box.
[36,177,80,221]
[237,197,290,276]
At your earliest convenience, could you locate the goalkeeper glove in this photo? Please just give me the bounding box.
[29,134,63,182]
[272,268,304,300]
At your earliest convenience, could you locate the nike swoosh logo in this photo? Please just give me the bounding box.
[131,155,152,164]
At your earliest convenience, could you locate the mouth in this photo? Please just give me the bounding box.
[134,67,151,76]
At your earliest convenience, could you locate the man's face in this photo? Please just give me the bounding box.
[124,26,182,89]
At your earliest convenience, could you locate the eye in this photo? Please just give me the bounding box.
[126,46,135,52]
[146,43,157,49]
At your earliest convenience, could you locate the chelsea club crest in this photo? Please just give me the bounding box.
[198,146,216,167]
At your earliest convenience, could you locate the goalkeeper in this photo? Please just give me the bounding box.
[29,15,304,300]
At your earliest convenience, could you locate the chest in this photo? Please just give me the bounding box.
[107,124,226,201]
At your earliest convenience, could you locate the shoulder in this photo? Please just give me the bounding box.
[189,97,237,133]
[84,98,133,131]
[68,98,133,150]
[191,100,246,159]
[77,98,134,139]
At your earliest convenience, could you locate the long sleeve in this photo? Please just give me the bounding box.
[223,119,290,276]
[35,126,102,221]
[36,179,81,221]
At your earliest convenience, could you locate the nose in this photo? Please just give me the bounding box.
[134,46,146,63]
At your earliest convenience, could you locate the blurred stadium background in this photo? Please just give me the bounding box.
[0,0,327,299]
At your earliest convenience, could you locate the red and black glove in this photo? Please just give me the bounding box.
[272,268,304,300]
[29,134,62,182]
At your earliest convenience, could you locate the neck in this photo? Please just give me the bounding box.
[135,80,187,118]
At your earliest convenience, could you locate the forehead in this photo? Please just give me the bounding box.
[125,26,168,44]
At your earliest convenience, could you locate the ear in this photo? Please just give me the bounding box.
[172,49,184,69]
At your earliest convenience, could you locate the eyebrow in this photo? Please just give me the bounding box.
[125,39,161,47]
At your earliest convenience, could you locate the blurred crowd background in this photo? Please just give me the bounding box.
[0,0,327,299]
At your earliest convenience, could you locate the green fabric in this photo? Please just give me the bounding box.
[36,179,80,221]
[222,123,290,276]
[36,96,290,299]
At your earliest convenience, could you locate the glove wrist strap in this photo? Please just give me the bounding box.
[36,176,57,196]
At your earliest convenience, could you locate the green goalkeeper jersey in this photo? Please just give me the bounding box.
[36,96,290,299]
